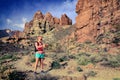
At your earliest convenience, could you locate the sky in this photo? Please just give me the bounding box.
[0,0,77,31]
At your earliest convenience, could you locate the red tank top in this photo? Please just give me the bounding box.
[37,47,43,51]
[36,42,44,51]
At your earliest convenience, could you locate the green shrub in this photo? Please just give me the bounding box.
[8,71,26,80]
[108,60,120,68]
[90,54,103,64]
[48,42,64,53]
[0,54,19,61]
[68,54,76,59]
[0,54,13,60]
[101,54,120,68]
[89,71,97,77]
[76,53,91,65]
[11,56,20,61]
[77,67,83,72]
[58,56,69,62]
[0,65,13,74]
[51,61,61,69]
[0,66,8,73]
[85,71,97,77]
[77,56,91,65]
[113,78,120,80]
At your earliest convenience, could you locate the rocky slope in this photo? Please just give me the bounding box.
[75,0,120,42]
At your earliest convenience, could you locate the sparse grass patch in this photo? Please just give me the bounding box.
[113,78,120,80]
[36,74,58,80]
[30,57,35,63]
[30,54,35,63]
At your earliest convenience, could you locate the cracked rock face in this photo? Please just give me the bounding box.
[75,0,120,42]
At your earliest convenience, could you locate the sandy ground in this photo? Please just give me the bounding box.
[13,55,120,80]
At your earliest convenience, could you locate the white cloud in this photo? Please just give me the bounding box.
[6,17,27,29]
[6,18,12,24]
[13,23,25,29]
[22,17,27,23]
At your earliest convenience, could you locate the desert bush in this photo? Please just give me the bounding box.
[0,54,20,62]
[0,54,13,61]
[101,54,120,68]
[85,71,97,77]
[90,54,103,64]
[109,60,120,68]
[88,71,97,77]
[11,56,20,61]
[8,71,26,80]
[51,61,61,69]
[68,54,76,59]
[76,67,83,72]
[76,52,91,65]
[76,52,109,65]
[58,56,69,62]
[77,52,91,57]
[0,64,13,80]
[77,55,91,65]
[78,57,90,65]
[107,55,120,67]
[113,78,120,80]
[47,42,64,53]
[112,31,120,45]
[0,66,8,73]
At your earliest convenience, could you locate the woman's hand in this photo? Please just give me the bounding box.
[43,44,48,48]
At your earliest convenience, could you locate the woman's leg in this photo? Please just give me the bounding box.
[40,58,44,70]
[34,58,39,72]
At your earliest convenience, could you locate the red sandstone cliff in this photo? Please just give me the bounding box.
[75,0,120,42]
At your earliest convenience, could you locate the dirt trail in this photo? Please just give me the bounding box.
[13,55,120,80]
[14,55,52,73]
[14,56,34,71]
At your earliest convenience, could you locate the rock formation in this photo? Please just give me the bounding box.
[24,20,33,34]
[23,11,72,36]
[12,30,26,39]
[75,0,120,42]
[60,14,72,25]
